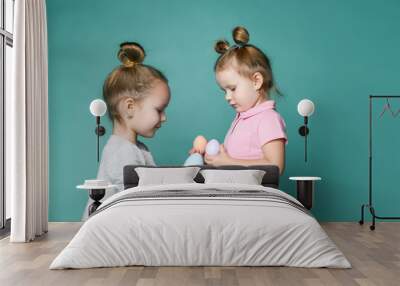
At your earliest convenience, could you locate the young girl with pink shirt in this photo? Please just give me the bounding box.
[201,27,287,174]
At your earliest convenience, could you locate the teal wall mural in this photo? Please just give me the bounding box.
[47,0,400,221]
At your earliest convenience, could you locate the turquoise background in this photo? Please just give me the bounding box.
[47,0,400,221]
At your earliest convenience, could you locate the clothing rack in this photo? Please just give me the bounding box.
[359,95,400,230]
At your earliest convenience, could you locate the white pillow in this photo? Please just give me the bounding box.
[200,169,266,185]
[136,167,201,186]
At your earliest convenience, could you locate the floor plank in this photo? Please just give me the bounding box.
[0,222,399,286]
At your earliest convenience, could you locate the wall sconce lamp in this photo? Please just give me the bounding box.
[297,99,315,162]
[89,99,107,162]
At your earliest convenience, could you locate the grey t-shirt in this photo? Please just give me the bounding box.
[82,135,155,220]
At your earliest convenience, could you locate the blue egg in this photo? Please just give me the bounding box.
[183,153,204,166]
[206,139,220,156]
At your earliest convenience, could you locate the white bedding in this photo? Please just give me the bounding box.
[50,183,351,269]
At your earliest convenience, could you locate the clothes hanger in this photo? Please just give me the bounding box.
[379,97,399,118]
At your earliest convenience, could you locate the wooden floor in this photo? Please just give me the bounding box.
[0,222,399,286]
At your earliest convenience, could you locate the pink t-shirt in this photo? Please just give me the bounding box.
[224,100,287,160]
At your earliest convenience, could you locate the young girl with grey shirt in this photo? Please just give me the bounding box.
[82,42,170,220]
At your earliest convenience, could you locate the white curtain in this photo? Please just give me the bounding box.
[9,0,49,242]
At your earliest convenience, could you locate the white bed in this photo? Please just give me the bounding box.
[50,183,351,269]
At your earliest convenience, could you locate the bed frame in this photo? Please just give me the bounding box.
[123,165,280,189]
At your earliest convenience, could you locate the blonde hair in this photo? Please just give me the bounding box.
[103,42,168,122]
[214,26,280,95]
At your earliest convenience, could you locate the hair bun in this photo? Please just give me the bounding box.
[214,40,230,54]
[232,26,249,46]
[118,42,146,67]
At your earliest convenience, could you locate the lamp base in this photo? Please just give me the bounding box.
[298,126,309,136]
[95,126,106,136]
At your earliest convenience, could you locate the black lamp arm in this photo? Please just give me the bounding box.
[94,116,106,162]
[298,116,310,162]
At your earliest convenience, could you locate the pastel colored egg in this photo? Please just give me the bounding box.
[183,153,204,166]
[193,135,207,153]
[206,139,220,156]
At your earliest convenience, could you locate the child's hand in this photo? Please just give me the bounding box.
[189,147,204,155]
[204,145,232,166]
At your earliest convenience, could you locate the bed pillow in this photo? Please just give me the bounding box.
[135,167,201,186]
[200,169,266,185]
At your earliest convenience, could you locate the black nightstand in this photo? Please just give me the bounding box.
[289,177,321,210]
[77,180,116,216]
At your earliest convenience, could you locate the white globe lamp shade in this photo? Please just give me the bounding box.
[297,99,315,117]
[90,99,107,117]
